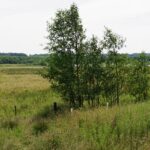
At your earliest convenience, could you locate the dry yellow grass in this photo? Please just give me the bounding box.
[0,74,49,94]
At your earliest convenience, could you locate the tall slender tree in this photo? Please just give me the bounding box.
[101,27,126,105]
[83,36,104,106]
[129,52,149,102]
[46,3,86,107]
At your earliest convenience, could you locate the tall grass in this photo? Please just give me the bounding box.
[0,65,150,149]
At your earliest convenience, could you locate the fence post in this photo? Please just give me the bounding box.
[70,107,73,113]
[14,105,17,116]
[53,102,57,114]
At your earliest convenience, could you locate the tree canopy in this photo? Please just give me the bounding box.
[45,3,149,107]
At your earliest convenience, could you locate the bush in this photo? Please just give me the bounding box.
[1,118,18,129]
[32,120,48,135]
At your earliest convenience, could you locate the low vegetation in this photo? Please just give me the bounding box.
[0,65,150,150]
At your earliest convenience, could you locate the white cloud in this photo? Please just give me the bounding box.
[0,0,150,54]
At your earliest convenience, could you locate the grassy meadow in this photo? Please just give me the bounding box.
[1,65,150,150]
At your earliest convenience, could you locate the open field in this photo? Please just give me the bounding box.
[0,64,44,74]
[0,65,150,150]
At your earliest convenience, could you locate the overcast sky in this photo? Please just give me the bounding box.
[0,0,150,54]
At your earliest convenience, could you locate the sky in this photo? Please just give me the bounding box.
[0,0,150,54]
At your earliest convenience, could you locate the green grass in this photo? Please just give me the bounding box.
[0,64,44,74]
[1,64,150,150]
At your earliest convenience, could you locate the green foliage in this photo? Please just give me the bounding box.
[101,28,126,105]
[0,54,48,66]
[46,3,86,107]
[45,4,149,107]
[83,36,103,106]
[129,52,149,102]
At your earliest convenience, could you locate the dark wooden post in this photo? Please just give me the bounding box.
[53,102,57,113]
[14,105,17,116]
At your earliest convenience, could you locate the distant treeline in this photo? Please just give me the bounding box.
[0,52,150,66]
[129,53,150,58]
[0,53,27,57]
[0,53,49,65]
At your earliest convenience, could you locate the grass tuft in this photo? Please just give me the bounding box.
[32,120,48,135]
[1,118,19,130]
